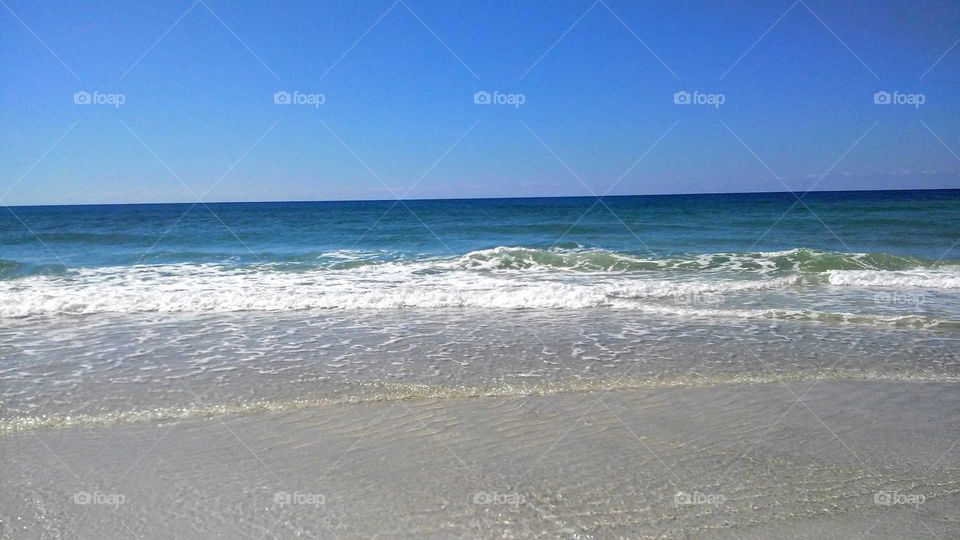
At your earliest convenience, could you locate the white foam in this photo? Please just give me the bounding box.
[0,261,814,317]
[1,247,957,318]
[826,269,960,289]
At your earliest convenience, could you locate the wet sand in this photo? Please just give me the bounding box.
[3,380,959,538]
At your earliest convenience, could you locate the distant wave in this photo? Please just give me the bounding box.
[0,259,21,276]
[2,247,951,277]
[456,246,942,273]
[0,247,957,318]
[0,259,66,280]
[1,231,152,245]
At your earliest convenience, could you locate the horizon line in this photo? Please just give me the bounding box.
[4,186,959,209]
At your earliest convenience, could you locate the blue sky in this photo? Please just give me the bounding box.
[2,0,959,205]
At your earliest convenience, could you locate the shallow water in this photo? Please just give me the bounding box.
[3,382,959,538]
[2,310,958,434]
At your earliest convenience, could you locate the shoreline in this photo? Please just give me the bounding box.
[4,380,959,538]
[4,369,959,435]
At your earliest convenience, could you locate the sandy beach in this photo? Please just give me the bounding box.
[4,379,959,538]
[4,307,960,537]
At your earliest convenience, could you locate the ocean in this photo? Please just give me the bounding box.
[3,190,960,537]
[3,189,960,423]
[3,189,959,316]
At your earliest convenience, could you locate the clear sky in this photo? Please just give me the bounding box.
[2,0,959,205]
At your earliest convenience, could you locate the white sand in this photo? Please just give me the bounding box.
[3,380,958,538]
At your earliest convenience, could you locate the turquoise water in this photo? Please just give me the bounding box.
[1,190,958,320]
[2,190,958,272]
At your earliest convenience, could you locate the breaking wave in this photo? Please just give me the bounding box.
[0,247,957,318]
[455,246,941,273]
